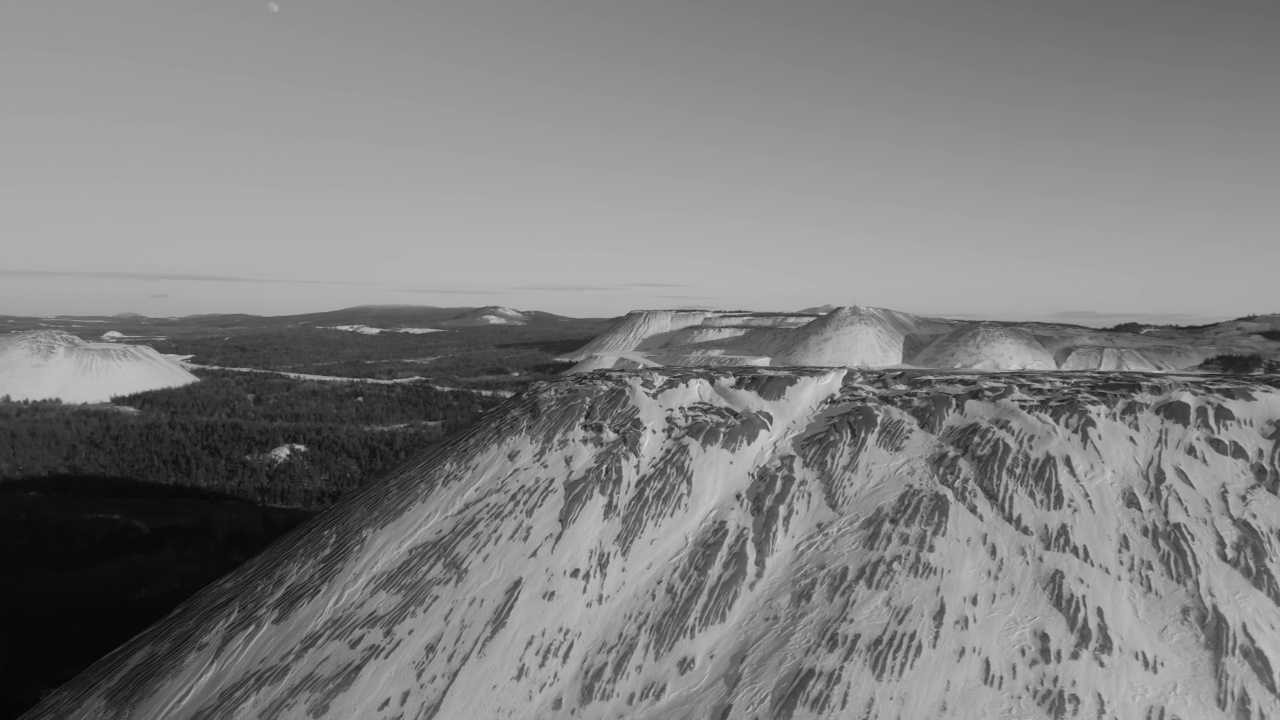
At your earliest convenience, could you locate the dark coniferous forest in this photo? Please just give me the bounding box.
[0,369,503,507]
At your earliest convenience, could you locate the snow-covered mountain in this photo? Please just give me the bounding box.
[24,367,1280,719]
[565,307,1273,373]
[444,306,539,326]
[770,306,933,368]
[0,331,197,403]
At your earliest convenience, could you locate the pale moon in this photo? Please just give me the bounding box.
[268,2,279,12]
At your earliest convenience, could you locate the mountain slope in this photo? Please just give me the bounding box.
[913,324,1057,370]
[770,306,919,367]
[0,331,197,403]
[22,368,1280,719]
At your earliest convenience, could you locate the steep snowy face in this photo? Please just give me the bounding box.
[26,368,1280,720]
[914,324,1057,370]
[664,326,754,347]
[562,310,714,362]
[0,331,197,403]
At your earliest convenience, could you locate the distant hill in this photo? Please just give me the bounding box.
[437,306,581,328]
[0,305,613,338]
[0,331,198,403]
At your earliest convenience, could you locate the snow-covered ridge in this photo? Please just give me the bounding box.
[0,330,197,403]
[566,307,1268,373]
[27,368,1280,719]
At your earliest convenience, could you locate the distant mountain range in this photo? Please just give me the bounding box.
[3,305,1277,404]
[0,306,612,403]
[563,306,1280,373]
[0,305,599,335]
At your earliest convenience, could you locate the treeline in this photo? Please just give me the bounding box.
[1,407,425,506]
[156,326,600,384]
[1104,316,1280,335]
[1104,321,1221,333]
[1200,354,1280,374]
[0,373,506,508]
[120,369,497,427]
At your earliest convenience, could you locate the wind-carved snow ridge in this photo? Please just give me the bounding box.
[24,368,1280,719]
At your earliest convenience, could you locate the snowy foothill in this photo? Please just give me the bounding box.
[0,330,198,403]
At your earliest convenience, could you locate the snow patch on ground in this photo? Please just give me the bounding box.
[247,443,308,465]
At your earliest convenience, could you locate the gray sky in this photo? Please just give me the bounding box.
[3,1,1276,322]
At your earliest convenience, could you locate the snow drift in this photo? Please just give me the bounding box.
[24,367,1280,720]
[0,331,197,403]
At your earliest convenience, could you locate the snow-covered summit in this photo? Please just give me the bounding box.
[565,307,1274,373]
[26,367,1280,719]
[0,330,198,403]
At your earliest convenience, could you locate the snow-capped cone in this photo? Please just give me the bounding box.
[0,331,197,403]
[770,306,913,367]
